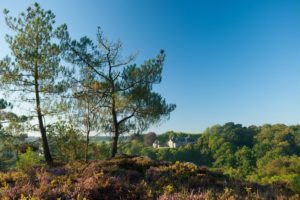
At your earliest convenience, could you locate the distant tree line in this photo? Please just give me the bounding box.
[118,123,300,192]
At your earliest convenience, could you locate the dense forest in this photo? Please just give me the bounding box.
[0,3,299,199]
[119,123,300,192]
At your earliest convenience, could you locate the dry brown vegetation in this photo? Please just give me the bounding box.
[0,155,299,200]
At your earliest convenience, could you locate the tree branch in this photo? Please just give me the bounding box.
[117,112,135,126]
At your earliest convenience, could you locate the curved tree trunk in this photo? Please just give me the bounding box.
[34,66,53,167]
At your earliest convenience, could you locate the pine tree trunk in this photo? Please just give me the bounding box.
[111,104,119,158]
[85,130,90,162]
[109,57,119,158]
[36,94,53,167]
[84,69,91,163]
[111,133,119,158]
[34,67,53,167]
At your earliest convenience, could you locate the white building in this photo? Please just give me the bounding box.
[152,140,161,148]
[167,135,196,148]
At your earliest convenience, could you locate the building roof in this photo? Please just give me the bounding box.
[153,140,160,144]
[169,135,196,143]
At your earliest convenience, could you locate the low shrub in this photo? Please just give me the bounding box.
[16,147,41,172]
[0,156,298,199]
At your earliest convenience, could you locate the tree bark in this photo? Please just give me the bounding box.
[111,133,118,158]
[85,130,90,162]
[84,67,91,163]
[111,94,119,157]
[108,52,119,158]
[34,66,53,167]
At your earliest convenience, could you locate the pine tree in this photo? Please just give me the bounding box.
[0,3,70,166]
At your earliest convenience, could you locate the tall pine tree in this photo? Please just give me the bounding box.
[0,3,69,166]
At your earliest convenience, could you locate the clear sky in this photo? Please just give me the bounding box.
[0,0,299,134]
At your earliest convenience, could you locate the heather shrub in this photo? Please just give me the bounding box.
[0,157,298,199]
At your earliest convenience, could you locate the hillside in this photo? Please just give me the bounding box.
[0,156,298,200]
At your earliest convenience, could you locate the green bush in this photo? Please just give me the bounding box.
[16,147,41,171]
[291,175,300,193]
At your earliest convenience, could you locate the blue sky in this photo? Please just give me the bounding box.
[0,0,299,134]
